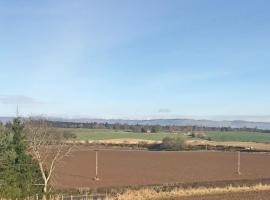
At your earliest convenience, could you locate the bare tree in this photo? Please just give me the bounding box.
[23,119,73,195]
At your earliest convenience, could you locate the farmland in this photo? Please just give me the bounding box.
[63,128,186,141]
[61,128,270,144]
[206,131,270,143]
[53,149,270,189]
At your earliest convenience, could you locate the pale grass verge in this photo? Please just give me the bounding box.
[187,139,270,151]
[106,183,270,200]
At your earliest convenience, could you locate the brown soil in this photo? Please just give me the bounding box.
[53,148,270,189]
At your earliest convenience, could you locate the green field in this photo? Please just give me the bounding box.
[61,128,270,143]
[206,131,270,143]
[62,128,186,141]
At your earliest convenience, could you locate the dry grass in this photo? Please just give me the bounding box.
[106,183,270,200]
[1,184,270,200]
[187,139,270,151]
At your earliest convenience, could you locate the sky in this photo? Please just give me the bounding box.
[0,0,270,120]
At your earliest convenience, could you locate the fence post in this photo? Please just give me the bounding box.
[36,194,38,200]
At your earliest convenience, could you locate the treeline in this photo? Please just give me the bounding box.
[48,121,270,133]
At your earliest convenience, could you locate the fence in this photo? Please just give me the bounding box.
[32,194,107,200]
[61,194,106,200]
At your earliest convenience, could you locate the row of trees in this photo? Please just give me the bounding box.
[49,121,270,133]
[0,118,72,199]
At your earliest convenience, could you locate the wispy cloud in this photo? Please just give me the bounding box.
[0,95,41,105]
[158,108,171,113]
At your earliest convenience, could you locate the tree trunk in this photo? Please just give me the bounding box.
[43,185,47,193]
[42,181,48,200]
[42,194,47,200]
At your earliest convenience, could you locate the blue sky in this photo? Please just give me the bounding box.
[0,0,270,119]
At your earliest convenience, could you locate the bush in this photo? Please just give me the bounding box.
[161,136,186,151]
[63,131,77,139]
[191,132,207,140]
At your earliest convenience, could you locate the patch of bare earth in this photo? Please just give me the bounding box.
[53,149,270,189]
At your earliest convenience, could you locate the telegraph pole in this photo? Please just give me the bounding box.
[93,150,100,181]
[237,151,241,175]
[16,104,20,117]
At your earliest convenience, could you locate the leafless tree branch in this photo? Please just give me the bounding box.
[24,119,74,195]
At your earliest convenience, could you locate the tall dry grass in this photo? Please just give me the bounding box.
[106,183,270,200]
[1,184,270,200]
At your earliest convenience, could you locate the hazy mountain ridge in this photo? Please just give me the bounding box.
[2,117,270,130]
[0,117,14,123]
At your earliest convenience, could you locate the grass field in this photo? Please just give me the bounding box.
[63,128,185,141]
[206,131,270,143]
[61,127,270,143]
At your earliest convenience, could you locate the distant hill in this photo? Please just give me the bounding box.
[0,117,14,123]
[42,117,270,130]
[2,116,270,130]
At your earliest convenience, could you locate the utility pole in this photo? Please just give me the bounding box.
[93,150,100,181]
[237,151,241,175]
[16,104,20,117]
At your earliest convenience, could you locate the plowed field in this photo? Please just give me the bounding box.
[53,149,270,189]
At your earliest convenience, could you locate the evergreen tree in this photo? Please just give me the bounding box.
[0,118,42,199]
[12,118,43,197]
[0,122,20,198]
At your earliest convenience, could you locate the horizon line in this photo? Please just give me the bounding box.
[1,114,270,123]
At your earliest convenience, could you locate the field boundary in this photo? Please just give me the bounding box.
[55,178,270,195]
[69,145,270,154]
[106,183,270,200]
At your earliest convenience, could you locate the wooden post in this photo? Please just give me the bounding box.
[237,151,241,175]
[96,150,98,178]
[94,150,100,181]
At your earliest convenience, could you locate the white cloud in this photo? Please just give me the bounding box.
[0,95,40,105]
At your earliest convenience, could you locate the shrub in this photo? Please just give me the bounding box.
[161,136,186,151]
[191,132,207,140]
[63,131,77,139]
